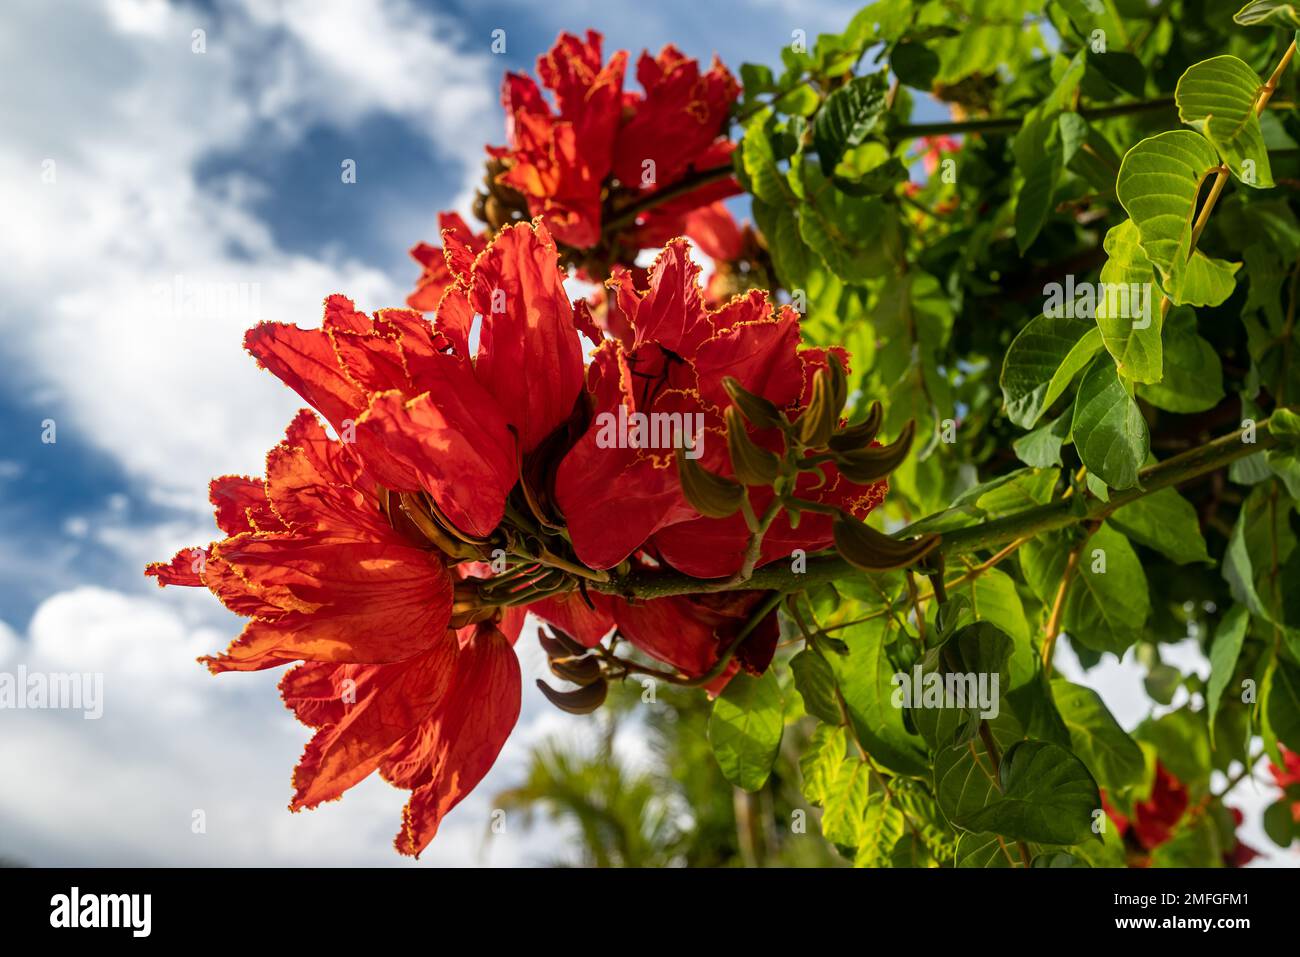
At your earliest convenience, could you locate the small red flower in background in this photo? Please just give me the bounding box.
[1223,806,1260,867]
[1269,745,1300,821]
[913,134,960,177]
[1102,761,1188,852]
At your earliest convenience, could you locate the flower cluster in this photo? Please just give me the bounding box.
[147,221,892,855]
[406,31,742,313]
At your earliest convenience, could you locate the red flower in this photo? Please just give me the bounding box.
[143,221,596,856]
[489,31,739,250]
[245,220,583,538]
[683,201,745,263]
[146,407,522,856]
[1223,806,1261,867]
[914,134,960,177]
[1268,745,1300,822]
[1103,761,1189,852]
[406,213,487,313]
[554,239,887,575]
[682,200,769,307]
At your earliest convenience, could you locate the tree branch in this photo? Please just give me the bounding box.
[591,412,1288,601]
[889,95,1177,140]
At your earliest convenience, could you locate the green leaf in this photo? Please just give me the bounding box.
[1115,130,1241,306]
[739,62,775,95]
[1223,482,1298,625]
[909,622,1013,750]
[827,619,930,776]
[1059,0,1132,47]
[1108,486,1212,564]
[1206,605,1250,744]
[1149,811,1223,867]
[1000,315,1102,429]
[960,741,1101,845]
[708,669,784,792]
[961,569,1034,684]
[904,467,1059,536]
[955,831,1021,867]
[1264,799,1298,847]
[1136,707,1213,795]
[1135,310,1225,413]
[1176,55,1273,188]
[1021,524,1150,655]
[1071,354,1149,489]
[1234,1,1300,29]
[799,723,848,806]
[1052,679,1145,790]
[820,757,872,845]
[1095,220,1162,383]
[753,198,813,289]
[1014,411,1072,468]
[1011,54,1086,252]
[1144,663,1182,705]
[814,73,889,176]
[820,757,907,866]
[795,165,897,282]
[1267,656,1300,752]
[934,738,1002,829]
[890,39,939,90]
[791,649,842,725]
[741,116,788,207]
[1032,851,1090,867]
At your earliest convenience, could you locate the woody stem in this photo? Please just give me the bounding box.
[590,413,1288,601]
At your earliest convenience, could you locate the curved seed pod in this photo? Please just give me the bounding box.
[722,376,786,430]
[536,677,608,715]
[676,447,746,518]
[797,370,838,449]
[539,633,567,660]
[829,401,883,452]
[833,420,916,484]
[826,352,848,416]
[832,511,940,571]
[539,626,589,659]
[725,407,782,486]
[549,655,603,686]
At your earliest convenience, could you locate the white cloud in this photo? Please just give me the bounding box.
[0,589,572,865]
[0,0,496,499]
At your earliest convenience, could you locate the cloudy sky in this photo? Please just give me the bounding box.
[0,0,1292,867]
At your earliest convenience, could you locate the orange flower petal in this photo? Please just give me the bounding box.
[209,475,282,535]
[288,634,460,810]
[245,321,366,434]
[468,222,584,452]
[390,624,521,857]
[354,383,517,539]
[202,537,452,672]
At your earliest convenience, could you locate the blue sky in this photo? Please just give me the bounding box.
[0,0,1290,867]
